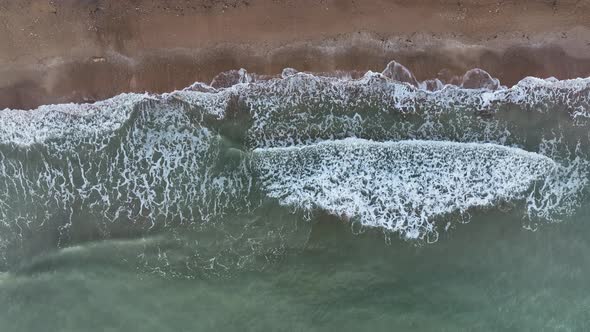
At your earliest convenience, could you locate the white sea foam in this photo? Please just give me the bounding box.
[168,63,590,148]
[0,104,251,242]
[0,61,589,253]
[0,93,153,147]
[253,139,564,240]
[2,62,589,150]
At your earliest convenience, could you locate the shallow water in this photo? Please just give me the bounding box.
[1,63,590,331]
[2,209,590,331]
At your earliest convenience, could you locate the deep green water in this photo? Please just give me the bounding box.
[1,65,590,331]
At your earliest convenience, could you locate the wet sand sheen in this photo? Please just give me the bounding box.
[2,0,590,109]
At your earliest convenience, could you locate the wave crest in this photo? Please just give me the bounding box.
[253,139,567,240]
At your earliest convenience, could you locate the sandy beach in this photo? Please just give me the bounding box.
[2,0,590,109]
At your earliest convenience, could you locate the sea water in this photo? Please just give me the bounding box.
[0,62,589,331]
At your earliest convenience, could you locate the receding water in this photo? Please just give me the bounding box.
[1,63,590,331]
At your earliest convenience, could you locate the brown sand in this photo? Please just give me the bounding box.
[1,0,590,109]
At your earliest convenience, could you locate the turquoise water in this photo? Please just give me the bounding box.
[1,64,590,331]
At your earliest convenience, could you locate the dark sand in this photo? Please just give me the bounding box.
[2,0,590,109]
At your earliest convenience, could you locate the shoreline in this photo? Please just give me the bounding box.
[2,0,590,109]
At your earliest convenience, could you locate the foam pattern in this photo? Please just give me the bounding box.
[0,61,588,263]
[171,64,590,148]
[0,102,251,266]
[253,139,567,240]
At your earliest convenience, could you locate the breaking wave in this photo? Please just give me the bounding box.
[0,61,589,270]
[253,139,578,241]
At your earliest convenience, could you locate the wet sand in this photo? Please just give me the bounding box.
[1,0,590,109]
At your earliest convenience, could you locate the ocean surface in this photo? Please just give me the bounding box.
[1,62,590,331]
